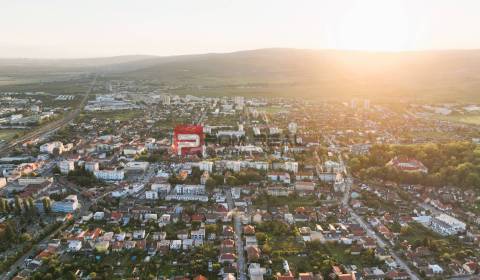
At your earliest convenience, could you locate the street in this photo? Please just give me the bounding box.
[226,188,247,280]
[324,136,421,280]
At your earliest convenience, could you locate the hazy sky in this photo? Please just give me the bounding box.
[2,0,480,58]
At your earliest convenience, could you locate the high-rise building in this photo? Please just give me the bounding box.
[364,99,370,109]
[234,96,245,106]
[162,95,171,105]
[288,122,297,134]
[350,98,357,109]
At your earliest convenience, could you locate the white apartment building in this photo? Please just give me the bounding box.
[430,214,466,236]
[59,160,74,175]
[174,184,205,195]
[94,169,124,181]
[283,161,299,174]
[193,161,214,173]
[40,141,64,154]
[145,191,159,200]
[151,183,171,194]
[124,161,149,172]
[51,195,79,213]
[85,161,99,172]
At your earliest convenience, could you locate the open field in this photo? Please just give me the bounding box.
[0,130,22,142]
[441,114,480,125]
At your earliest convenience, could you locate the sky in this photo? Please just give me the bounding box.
[1,0,480,58]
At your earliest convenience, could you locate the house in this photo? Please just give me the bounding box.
[246,246,261,261]
[252,212,263,224]
[295,181,315,193]
[244,225,255,235]
[249,263,267,280]
[298,272,319,280]
[386,157,428,173]
[427,264,444,276]
[385,270,409,280]
[182,239,194,250]
[361,237,377,249]
[267,186,291,197]
[115,232,126,241]
[95,241,109,252]
[245,236,258,247]
[362,267,385,280]
[223,226,234,237]
[191,228,205,240]
[193,275,208,280]
[219,253,236,263]
[67,240,82,252]
[85,228,102,241]
[267,172,291,184]
[133,230,146,240]
[93,211,105,220]
[191,214,205,223]
[170,240,182,250]
[222,239,235,248]
[462,261,478,275]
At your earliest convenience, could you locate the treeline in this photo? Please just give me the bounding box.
[349,142,480,188]
[0,195,46,214]
[65,167,101,187]
[168,167,264,190]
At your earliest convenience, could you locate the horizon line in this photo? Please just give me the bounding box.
[2,47,480,60]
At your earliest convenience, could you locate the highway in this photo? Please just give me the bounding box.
[0,75,97,157]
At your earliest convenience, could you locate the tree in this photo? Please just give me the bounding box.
[205,178,217,191]
[20,233,32,242]
[0,198,7,213]
[256,232,267,244]
[14,195,22,213]
[52,166,61,174]
[42,197,52,213]
[4,222,17,242]
[226,176,239,186]
[27,197,35,213]
[262,243,272,255]
[465,172,480,188]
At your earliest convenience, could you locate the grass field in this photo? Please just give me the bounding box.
[438,114,480,125]
[0,130,22,142]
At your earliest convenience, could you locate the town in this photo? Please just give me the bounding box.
[0,78,480,280]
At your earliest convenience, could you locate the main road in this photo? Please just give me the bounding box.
[0,75,97,157]
[324,136,420,280]
[226,189,247,280]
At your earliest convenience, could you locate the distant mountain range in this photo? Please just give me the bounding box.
[3,48,480,101]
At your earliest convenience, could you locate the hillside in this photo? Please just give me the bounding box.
[110,49,480,101]
[3,49,480,101]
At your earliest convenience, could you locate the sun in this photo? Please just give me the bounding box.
[332,0,413,51]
